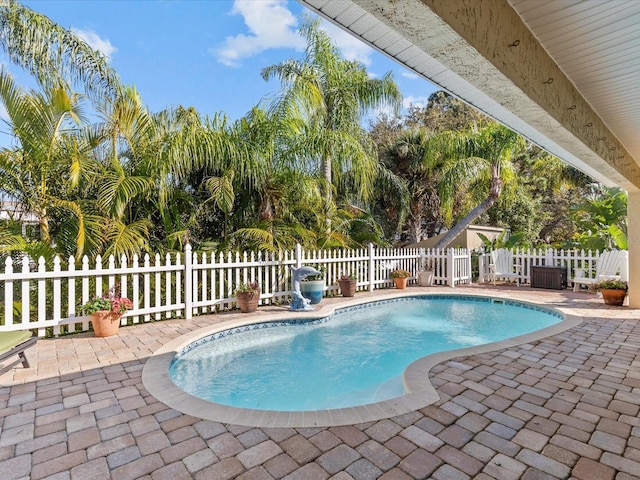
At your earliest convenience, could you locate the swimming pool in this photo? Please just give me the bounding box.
[142,291,580,427]
[168,295,562,411]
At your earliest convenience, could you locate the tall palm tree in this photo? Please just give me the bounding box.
[0,69,95,255]
[429,122,524,249]
[380,129,439,243]
[0,1,120,100]
[262,19,402,232]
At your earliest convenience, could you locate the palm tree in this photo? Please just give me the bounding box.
[261,19,402,232]
[429,122,524,249]
[89,95,245,255]
[380,129,439,243]
[0,69,95,256]
[0,1,120,100]
[218,107,325,251]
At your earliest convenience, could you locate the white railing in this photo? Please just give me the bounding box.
[477,248,628,284]
[0,244,471,336]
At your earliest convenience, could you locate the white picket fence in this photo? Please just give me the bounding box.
[1,244,621,337]
[0,244,472,337]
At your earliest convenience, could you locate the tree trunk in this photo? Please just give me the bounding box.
[39,209,50,243]
[433,167,503,249]
[406,215,422,244]
[538,216,566,243]
[259,195,273,221]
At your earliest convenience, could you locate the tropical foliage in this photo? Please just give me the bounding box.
[370,92,598,250]
[262,19,403,236]
[0,3,625,266]
[568,186,627,251]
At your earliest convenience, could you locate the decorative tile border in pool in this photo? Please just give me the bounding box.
[173,294,563,363]
[333,294,564,320]
[172,317,330,361]
[143,291,582,428]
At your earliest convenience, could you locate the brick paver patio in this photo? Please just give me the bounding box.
[1,285,640,479]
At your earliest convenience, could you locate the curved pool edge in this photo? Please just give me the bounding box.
[142,291,583,428]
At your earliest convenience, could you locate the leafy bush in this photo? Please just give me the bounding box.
[81,284,133,314]
[339,273,356,281]
[235,281,260,295]
[390,269,411,278]
[595,279,628,291]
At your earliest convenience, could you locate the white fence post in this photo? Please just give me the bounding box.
[368,243,375,292]
[184,244,193,320]
[37,257,46,337]
[295,244,302,269]
[4,258,12,326]
[447,249,455,288]
[21,257,29,329]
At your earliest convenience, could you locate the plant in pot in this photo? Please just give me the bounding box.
[390,269,411,289]
[595,279,628,306]
[235,281,261,313]
[337,273,357,297]
[300,265,325,304]
[81,284,133,337]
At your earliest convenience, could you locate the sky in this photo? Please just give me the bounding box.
[6,0,438,125]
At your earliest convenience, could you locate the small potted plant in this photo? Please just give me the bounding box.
[390,269,411,289]
[595,279,628,306]
[81,284,133,337]
[235,281,261,313]
[300,265,325,304]
[337,273,357,297]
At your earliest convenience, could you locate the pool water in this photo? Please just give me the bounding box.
[169,296,560,411]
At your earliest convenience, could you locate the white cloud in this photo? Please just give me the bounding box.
[401,71,419,80]
[403,95,430,109]
[71,28,117,60]
[212,0,374,68]
[213,0,304,67]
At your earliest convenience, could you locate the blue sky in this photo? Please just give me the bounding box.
[11,0,437,123]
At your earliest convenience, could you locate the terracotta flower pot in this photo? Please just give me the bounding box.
[237,290,260,313]
[393,277,408,289]
[601,288,627,306]
[338,279,357,297]
[90,310,122,337]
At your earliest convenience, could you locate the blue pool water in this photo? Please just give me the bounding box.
[169,296,561,411]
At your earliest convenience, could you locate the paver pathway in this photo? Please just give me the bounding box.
[1,285,640,479]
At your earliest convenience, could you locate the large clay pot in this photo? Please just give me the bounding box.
[90,310,122,337]
[393,277,408,289]
[601,288,627,306]
[300,280,325,304]
[338,279,357,297]
[237,290,260,313]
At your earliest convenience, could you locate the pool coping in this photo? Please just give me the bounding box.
[141,290,583,428]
